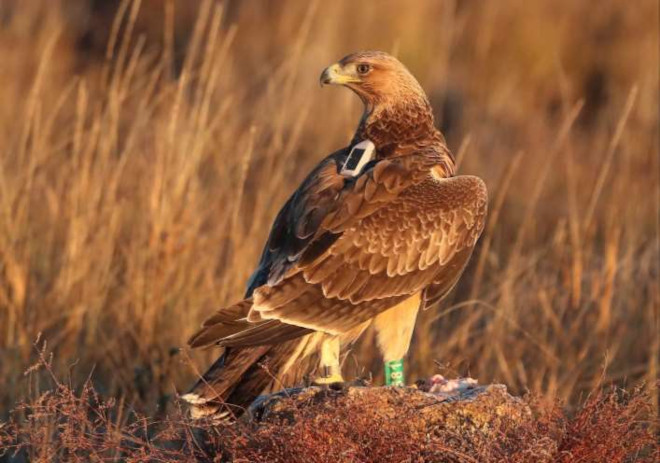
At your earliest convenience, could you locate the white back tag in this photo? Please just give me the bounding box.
[341,140,375,177]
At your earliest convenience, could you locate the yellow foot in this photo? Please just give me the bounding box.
[312,374,344,385]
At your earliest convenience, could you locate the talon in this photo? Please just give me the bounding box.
[312,373,345,385]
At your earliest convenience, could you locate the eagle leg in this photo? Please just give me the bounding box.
[312,335,344,384]
[373,293,421,385]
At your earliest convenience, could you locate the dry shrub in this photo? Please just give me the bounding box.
[0,351,656,462]
[553,386,658,463]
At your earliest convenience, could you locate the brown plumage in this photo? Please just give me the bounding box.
[183,51,488,419]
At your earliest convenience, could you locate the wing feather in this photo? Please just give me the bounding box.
[190,147,487,348]
[248,173,487,333]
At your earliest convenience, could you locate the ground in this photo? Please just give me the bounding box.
[1,370,655,462]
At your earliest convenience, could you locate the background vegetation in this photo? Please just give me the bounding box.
[0,0,657,429]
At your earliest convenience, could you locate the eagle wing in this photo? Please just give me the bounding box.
[244,148,350,297]
[189,150,486,348]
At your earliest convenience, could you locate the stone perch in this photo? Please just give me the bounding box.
[247,377,534,441]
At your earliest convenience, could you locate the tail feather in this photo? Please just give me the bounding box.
[184,336,319,418]
[220,320,310,347]
[201,299,252,326]
[185,297,323,419]
[185,346,270,403]
[222,339,319,410]
[188,300,253,348]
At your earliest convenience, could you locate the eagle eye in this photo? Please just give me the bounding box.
[356,63,371,75]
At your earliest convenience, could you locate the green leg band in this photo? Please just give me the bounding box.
[385,359,405,386]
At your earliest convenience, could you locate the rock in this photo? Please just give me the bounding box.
[247,377,533,440]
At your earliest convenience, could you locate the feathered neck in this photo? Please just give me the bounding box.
[351,95,455,176]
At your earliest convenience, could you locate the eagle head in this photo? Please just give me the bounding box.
[320,51,427,108]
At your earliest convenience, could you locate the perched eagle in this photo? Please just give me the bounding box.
[183,51,487,419]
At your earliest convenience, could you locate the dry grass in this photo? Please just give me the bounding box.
[0,0,658,427]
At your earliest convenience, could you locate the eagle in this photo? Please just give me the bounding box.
[183,51,487,419]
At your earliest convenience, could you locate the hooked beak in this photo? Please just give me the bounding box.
[320,63,360,86]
